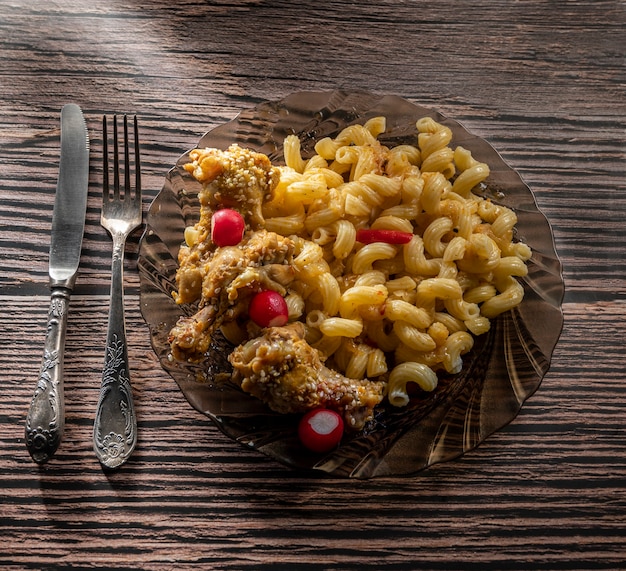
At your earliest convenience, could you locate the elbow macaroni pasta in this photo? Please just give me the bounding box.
[263,116,530,408]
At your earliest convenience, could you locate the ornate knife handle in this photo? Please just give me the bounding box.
[93,238,137,469]
[25,288,70,464]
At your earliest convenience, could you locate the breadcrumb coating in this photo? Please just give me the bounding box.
[229,323,385,430]
[184,143,279,228]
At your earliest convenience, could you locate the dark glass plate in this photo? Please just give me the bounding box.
[138,90,564,478]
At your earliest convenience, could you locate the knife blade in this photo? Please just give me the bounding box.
[25,104,90,464]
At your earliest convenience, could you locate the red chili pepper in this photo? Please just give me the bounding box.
[298,408,344,453]
[248,290,289,328]
[210,208,245,247]
[356,228,413,245]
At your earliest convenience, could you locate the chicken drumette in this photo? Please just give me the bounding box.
[169,229,295,362]
[229,323,385,430]
[169,144,292,362]
[184,143,279,229]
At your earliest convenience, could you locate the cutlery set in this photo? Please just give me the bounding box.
[25,105,141,469]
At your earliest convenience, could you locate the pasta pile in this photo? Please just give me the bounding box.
[252,116,531,408]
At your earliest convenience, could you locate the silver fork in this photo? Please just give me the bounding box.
[93,115,142,469]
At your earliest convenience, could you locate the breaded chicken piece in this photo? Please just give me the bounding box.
[173,144,281,305]
[184,143,279,228]
[229,323,385,430]
[169,230,295,362]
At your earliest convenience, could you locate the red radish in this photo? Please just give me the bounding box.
[248,290,289,328]
[211,208,245,246]
[298,408,344,453]
[356,228,413,245]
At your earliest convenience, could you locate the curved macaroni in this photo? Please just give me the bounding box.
[388,362,439,407]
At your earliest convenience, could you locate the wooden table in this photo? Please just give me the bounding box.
[1,1,625,569]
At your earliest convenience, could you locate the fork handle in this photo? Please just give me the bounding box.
[93,234,137,469]
[25,287,70,463]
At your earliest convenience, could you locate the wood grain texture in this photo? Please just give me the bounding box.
[1,0,625,569]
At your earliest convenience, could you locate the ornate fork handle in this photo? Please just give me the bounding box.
[93,231,137,469]
[25,288,70,463]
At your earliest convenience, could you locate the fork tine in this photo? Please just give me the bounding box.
[102,115,109,200]
[133,115,141,202]
[113,115,120,200]
[123,115,131,198]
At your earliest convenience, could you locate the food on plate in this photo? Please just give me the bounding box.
[209,208,245,247]
[182,144,278,228]
[248,290,289,328]
[229,322,384,429]
[169,228,295,361]
[298,408,345,453]
[168,116,532,442]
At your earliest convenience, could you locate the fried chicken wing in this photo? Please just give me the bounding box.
[169,230,295,362]
[228,323,385,430]
[173,144,282,306]
[184,143,279,228]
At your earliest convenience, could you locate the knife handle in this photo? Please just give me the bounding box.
[25,287,70,464]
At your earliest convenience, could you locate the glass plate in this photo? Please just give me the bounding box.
[138,90,564,478]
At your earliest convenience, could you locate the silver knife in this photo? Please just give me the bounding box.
[25,104,90,464]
